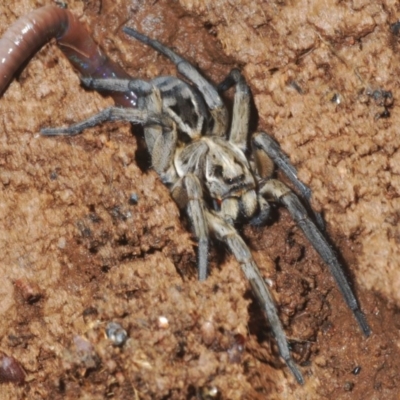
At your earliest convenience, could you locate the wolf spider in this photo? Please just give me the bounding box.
[42,26,371,384]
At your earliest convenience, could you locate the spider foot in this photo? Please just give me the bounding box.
[354,309,371,337]
[41,127,77,136]
[286,358,304,385]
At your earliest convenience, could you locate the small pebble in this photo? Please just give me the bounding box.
[129,193,139,205]
[200,321,216,345]
[0,352,25,385]
[157,316,169,329]
[14,279,41,303]
[106,322,128,346]
[352,366,361,375]
[58,237,66,249]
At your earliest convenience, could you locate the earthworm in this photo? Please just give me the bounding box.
[0,5,137,107]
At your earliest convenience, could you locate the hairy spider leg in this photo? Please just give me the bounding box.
[123,26,229,136]
[41,107,171,136]
[206,209,304,384]
[253,132,325,231]
[149,121,210,282]
[217,68,251,152]
[81,77,166,155]
[259,178,371,337]
[80,76,149,99]
[172,174,209,281]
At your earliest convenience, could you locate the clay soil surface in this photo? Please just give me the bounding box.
[1,0,400,399]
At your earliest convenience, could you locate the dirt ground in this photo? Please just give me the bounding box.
[1,0,400,398]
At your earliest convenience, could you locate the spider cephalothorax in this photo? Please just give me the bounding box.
[41,26,371,384]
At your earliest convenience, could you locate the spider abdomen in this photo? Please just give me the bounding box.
[153,76,211,140]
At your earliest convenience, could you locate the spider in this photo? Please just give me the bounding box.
[41,26,371,384]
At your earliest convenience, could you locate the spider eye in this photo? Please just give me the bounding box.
[224,174,245,185]
[214,165,223,177]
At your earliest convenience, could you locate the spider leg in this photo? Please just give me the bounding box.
[260,179,371,337]
[81,76,134,93]
[82,77,165,156]
[252,132,325,231]
[205,210,304,384]
[81,76,158,97]
[41,107,170,136]
[171,174,209,281]
[123,26,228,136]
[150,121,178,183]
[249,196,271,226]
[217,69,250,152]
